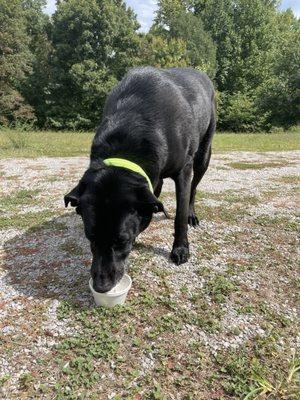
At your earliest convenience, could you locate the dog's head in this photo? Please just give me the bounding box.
[64,163,164,293]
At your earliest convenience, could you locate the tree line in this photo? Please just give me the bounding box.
[0,0,299,132]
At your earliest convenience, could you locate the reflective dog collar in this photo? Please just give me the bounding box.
[103,158,154,193]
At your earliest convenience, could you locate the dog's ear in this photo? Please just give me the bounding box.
[64,183,84,208]
[135,187,165,216]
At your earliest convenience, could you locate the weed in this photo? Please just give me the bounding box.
[148,383,167,400]
[18,373,35,390]
[217,352,265,398]
[204,275,238,303]
[196,202,248,224]
[147,313,182,339]
[62,356,100,389]
[4,130,29,150]
[183,295,224,333]
[0,374,10,387]
[244,352,300,399]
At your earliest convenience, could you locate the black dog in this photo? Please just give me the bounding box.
[65,67,216,292]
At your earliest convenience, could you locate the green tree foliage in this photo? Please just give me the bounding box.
[218,91,267,132]
[192,0,279,92]
[21,0,52,127]
[137,34,189,68]
[47,0,140,130]
[189,0,300,130]
[153,0,216,77]
[0,0,35,126]
[258,10,300,127]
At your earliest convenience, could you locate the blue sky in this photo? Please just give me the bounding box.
[44,0,300,32]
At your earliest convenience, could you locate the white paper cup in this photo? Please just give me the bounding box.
[89,274,132,308]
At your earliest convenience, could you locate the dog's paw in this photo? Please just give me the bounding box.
[170,245,190,265]
[188,212,199,227]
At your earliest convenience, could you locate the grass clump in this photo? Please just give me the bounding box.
[204,275,238,303]
[217,352,265,398]
[228,161,287,170]
[196,203,248,224]
[276,175,300,184]
[180,292,225,333]
[0,189,41,211]
[5,130,29,150]
[54,304,123,395]
[0,209,57,229]
[254,214,298,232]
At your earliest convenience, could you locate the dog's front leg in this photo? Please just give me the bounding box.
[171,160,193,265]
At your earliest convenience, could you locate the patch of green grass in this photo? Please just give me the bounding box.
[5,175,19,181]
[61,357,100,389]
[254,214,299,232]
[44,175,60,183]
[196,202,249,224]
[215,335,300,400]
[204,275,238,304]
[147,384,167,400]
[0,209,57,229]
[0,129,93,158]
[147,313,183,339]
[213,130,300,152]
[197,190,260,206]
[185,295,224,333]
[0,189,41,211]
[18,373,35,391]
[217,351,266,398]
[54,304,123,394]
[227,161,287,170]
[0,129,299,158]
[5,130,29,150]
[198,239,220,260]
[0,374,10,387]
[223,193,260,205]
[276,175,300,184]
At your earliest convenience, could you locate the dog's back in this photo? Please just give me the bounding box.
[92,67,215,179]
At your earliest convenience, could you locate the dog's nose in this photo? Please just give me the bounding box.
[92,280,113,293]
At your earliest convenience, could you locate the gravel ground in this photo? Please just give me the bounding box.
[0,151,299,399]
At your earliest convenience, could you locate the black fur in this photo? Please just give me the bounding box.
[65,67,216,292]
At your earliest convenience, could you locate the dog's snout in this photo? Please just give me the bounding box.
[92,280,114,293]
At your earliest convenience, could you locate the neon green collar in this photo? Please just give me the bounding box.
[103,158,153,193]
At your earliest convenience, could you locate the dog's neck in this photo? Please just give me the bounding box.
[90,118,161,185]
[102,158,154,193]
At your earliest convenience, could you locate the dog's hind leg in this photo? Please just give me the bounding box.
[188,117,215,227]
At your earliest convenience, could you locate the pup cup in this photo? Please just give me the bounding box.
[89,274,132,308]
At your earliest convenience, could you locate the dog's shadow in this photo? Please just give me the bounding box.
[134,242,170,259]
[2,213,170,305]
